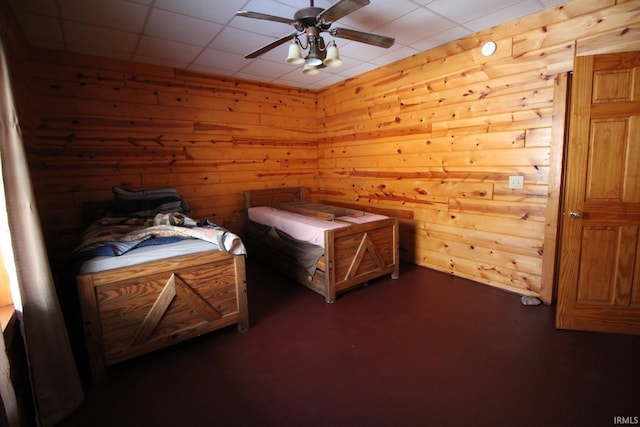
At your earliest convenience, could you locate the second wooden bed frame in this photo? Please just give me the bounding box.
[244,187,399,303]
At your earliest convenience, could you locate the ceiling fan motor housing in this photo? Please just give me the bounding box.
[293,6,328,31]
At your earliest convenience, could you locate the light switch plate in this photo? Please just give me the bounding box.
[509,176,524,189]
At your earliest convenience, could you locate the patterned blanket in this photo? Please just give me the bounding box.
[74,212,246,257]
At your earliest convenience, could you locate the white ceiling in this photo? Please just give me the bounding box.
[9,0,565,90]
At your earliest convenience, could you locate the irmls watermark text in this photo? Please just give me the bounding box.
[614,416,639,425]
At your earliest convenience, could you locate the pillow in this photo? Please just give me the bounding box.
[108,186,190,217]
[112,186,181,200]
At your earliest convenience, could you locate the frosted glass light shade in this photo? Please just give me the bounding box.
[323,45,342,67]
[286,41,304,64]
[305,55,323,67]
[302,64,319,75]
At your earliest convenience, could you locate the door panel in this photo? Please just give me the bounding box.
[586,119,626,199]
[556,51,640,335]
[576,227,618,303]
[624,117,640,202]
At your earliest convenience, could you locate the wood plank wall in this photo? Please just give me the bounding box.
[1,0,639,300]
[0,0,319,269]
[315,0,640,299]
[27,60,319,266]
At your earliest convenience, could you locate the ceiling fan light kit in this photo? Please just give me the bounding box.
[237,0,394,76]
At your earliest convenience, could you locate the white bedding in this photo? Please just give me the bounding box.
[78,239,219,274]
[247,205,388,247]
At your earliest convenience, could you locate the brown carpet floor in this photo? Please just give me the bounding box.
[58,260,640,427]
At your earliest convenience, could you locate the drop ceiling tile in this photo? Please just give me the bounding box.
[58,0,149,33]
[187,64,233,77]
[12,13,64,45]
[144,9,223,47]
[154,0,247,24]
[275,0,334,9]
[336,40,396,62]
[8,0,58,16]
[233,69,275,83]
[229,16,296,39]
[133,54,188,69]
[66,45,134,61]
[541,0,566,6]
[337,1,419,31]
[257,45,294,66]
[376,7,457,45]
[411,25,472,52]
[230,1,299,37]
[337,61,381,77]
[210,26,280,56]
[369,45,421,66]
[305,73,347,89]
[272,67,337,87]
[243,0,299,16]
[135,36,203,63]
[63,21,140,54]
[235,0,299,24]
[239,57,295,78]
[193,48,250,71]
[426,0,522,25]
[464,0,542,32]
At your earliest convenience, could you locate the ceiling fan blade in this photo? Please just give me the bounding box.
[236,10,297,25]
[330,27,395,48]
[245,32,297,59]
[317,0,370,23]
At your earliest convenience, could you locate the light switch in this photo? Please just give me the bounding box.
[509,176,524,189]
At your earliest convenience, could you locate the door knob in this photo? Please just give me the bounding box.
[570,210,582,219]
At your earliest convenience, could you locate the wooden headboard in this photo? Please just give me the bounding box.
[244,187,306,209]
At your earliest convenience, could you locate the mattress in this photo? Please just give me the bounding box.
[247,205,388,247]
[78,239,219,274]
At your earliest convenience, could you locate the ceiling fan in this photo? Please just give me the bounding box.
[236,0,395,73]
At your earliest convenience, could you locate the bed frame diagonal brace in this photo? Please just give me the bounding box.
[345,233,385,280]
[175,279,223,321]
[131,274,222,346]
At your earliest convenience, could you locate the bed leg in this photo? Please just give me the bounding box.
[391,271,399,279]
[235,256,249,333]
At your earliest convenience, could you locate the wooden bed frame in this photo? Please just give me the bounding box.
[244,187,399,303]
[77,241,248,383]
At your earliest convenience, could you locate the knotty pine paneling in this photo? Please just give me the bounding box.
[315,0,640,300]
[1,0,639,301]
[0,3,319,267]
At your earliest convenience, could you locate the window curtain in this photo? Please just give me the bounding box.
[0,36,83,426]
[0,326,18,426]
